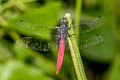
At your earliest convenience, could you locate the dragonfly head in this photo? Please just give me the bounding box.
[59,18,68,24]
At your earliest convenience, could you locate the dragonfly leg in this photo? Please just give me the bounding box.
[67,33,75,37]
[68,24,73,29]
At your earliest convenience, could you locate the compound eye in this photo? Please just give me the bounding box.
[59,18,68,24]
[63,18,68,23]
[59,18,64,23]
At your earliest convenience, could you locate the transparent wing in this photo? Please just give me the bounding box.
[16,37,50,51]
[16,37,58,51]
[64,34,103,50]
[78,16,105,33]
[68,16,104,49]
[16,19,59,51]
[79,33,103,49]
[78,16,104,49]
[16,28,59,51]
[16,19,59,29]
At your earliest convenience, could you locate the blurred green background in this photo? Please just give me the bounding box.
[0,0,119,80]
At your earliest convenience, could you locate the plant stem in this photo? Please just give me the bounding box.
[65,13,87,80]
[75,0,82,42]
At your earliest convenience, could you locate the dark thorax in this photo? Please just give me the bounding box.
[58,18,69,40]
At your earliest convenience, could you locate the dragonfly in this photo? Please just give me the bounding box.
[16,16,104,74]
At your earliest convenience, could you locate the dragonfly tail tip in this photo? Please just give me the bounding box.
[56,70,59,75]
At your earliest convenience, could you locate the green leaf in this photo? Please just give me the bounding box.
[0,60,54,80]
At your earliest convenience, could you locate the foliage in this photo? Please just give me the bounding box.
[0,0,119,80]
